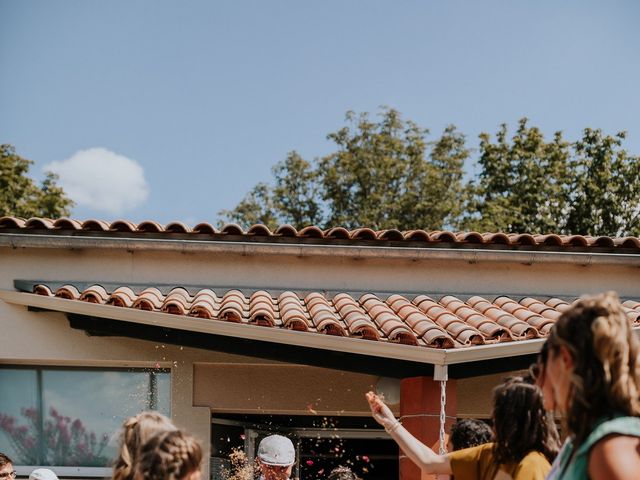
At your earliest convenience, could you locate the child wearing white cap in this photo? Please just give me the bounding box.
[256,434,295,480]
[29,469,58,480]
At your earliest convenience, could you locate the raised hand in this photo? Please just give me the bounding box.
[365,391,397,428]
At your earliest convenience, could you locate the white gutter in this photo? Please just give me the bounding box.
[0,290,557,366]
[1,233,639,266]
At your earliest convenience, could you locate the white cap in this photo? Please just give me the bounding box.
[29,469,59,480]
[257,434,295,466]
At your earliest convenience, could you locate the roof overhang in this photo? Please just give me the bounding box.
[0,290,545,365]
[4,290,640,379]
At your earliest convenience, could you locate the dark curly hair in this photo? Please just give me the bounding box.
[0,453,13,468]
[328,466,359,480]
[492,376,560,464]
[449,419,493,451]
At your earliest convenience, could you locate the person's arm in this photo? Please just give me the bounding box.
[588,434,640,480]
[365,391,452,475]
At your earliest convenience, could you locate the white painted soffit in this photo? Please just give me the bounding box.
[0,290,553,366]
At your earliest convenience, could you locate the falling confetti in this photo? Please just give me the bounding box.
[306,460,314,466]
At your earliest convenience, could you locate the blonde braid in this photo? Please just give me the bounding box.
[112,412,176,480]
[136,430,202,480]
[548,291,640,447]
[590,293,640,414]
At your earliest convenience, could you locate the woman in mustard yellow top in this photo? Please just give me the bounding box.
[366,376,559,480]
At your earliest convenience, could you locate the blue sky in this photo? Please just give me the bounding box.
[1,0,639,225]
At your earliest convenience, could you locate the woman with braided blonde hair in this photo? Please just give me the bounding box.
[135,430,202,480]
[544,291,640,479]
[113,412,176,480]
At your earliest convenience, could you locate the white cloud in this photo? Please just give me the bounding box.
[45,147,149,216]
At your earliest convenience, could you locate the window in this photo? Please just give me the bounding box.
[0,366,170,475]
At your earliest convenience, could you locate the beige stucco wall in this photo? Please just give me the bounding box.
[1,241,638,476]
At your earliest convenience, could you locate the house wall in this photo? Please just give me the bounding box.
[1,243,638,476]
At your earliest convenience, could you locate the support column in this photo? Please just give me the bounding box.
[399,376,457,480]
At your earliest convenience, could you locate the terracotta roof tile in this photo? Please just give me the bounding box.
[3,216,639,252]
[29,283,640,350]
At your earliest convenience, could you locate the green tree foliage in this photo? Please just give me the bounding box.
[319,110,468,229]
[0,144,74,218]
[566,129,640,236]
[220,109,468,230]
[221,111,640,236]
[461,121,640,236]
[460,119,572,233]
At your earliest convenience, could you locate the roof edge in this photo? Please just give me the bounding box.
[1,233,640,266]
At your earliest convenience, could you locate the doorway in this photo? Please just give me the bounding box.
[211,414,398,480]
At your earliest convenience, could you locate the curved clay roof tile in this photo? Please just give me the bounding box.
[80,285,109,304]
[420,330,454,348]
[33,284,53,296]
[378,229,404,241]
[350,228,377,240]
[247,224,273,236]
[0,216,26,228]
[298,225,324,238]
[137,220,164,232]
[508,233,536,245]
[324,227,351,239]
[25,218,54,229]
[316,317,346,336]
[220,224,244,235]
[274,224,298,237]
[565,235,589,247]
[591,236,615,248]
[456,232,484,243]
[165,222,191,233]
[192,222,217,234]
[81,219,110,231]
[53,218,82,230]
[615,237,640,248]
[431,231,457,242]
[55,284,80,300]
[108,287,136,308]
[109,220,137,232]
[482,232,510,244]
[249,308,276,326]
[534,234,563,246]
[402,230,431,242]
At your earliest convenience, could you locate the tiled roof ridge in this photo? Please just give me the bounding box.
[1,216,639,251]
[25,282,640,351]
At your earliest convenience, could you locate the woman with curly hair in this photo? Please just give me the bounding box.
[544,291,640,479]
[135,430,202,480]
[367,375,559,479]
[112,412,176,480]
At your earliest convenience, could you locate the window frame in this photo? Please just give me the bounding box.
[0,364,171,477]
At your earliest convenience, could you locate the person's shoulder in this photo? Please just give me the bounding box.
[578,416,640,455]
[517,449,551,471]
[448,442,494,461]
[589,434,640,479]
[520,450,550,465]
